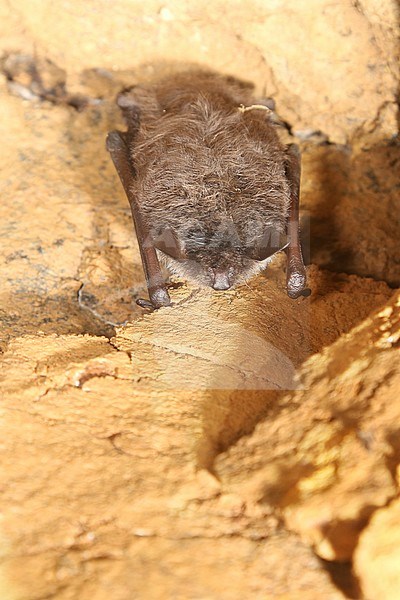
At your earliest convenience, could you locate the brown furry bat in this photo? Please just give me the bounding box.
[107,70,309,309]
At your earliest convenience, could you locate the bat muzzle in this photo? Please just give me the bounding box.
[212,270,231,291]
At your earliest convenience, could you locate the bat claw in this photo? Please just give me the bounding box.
[136,287,172,310]
[300,287,311,298]
[136,298,155,310]
[287,287,311,299]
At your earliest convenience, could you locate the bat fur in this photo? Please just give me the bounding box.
[116,71,293,291]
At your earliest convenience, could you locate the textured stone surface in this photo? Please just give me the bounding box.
[302,140,400,286]
[1,1,399,598]
[354,498,400,600]
[1,333,346,600]
[216,291,400,563]
[1,292,398,599]
[2,0,398,143]
[0,70,143,349]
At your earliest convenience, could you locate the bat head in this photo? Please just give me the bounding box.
[153,222,288,290]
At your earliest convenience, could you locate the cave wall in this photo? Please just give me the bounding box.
[1,1,399,599]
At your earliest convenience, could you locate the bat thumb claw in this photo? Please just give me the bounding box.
[287,271,310,299]
[136,298,155,310]
[136,288,172,310]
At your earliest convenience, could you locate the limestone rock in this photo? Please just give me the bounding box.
[2,0,398,143]
[1,1,399,597]
[0,333,345,600]
[302,141,400,286]
[216,291,400,561]
[354,498,400,600]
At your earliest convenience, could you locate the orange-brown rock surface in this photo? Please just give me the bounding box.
[0,1,399,598]
[355,497,400,600]
[216,291,400,564]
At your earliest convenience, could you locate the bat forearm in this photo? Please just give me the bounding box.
[106,131,171,309]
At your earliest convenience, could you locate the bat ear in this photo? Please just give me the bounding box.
[244,228,288,261]
[153,228,186,260]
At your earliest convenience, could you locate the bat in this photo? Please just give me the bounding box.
[106,70,310,309]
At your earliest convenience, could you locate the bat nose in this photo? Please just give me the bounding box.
[212,271,231,290]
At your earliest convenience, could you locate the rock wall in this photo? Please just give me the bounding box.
[0,1,399,598]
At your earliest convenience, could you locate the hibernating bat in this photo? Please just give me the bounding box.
[106,70,310,309]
